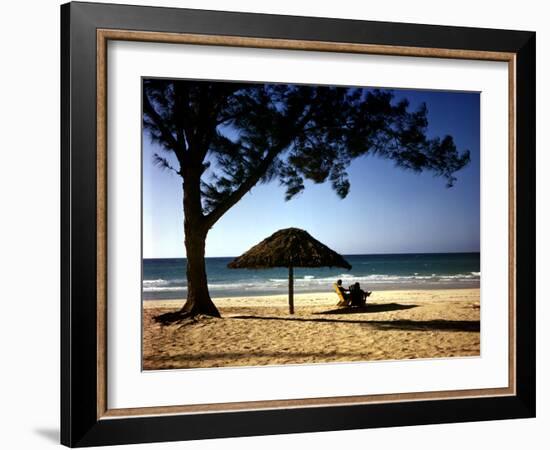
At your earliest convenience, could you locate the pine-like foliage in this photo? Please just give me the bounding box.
[143,80,470,228]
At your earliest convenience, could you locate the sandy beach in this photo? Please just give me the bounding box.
[142,288,480,370]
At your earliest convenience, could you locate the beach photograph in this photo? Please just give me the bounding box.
[142,79,480,370]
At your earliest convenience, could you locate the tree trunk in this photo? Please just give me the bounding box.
[179,169,220,318]
[179,225,220,317]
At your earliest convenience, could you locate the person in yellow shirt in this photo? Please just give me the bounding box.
[334,279,351,306]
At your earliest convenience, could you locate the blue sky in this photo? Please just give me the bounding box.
[143,86,480,258]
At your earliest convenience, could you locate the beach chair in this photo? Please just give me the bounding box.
[334,283,350,306]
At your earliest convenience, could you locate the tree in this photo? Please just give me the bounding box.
[143,80,470,322]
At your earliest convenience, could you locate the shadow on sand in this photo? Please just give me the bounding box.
[230,314,480,333]
[365,319,479,332]
[317,303,417,315]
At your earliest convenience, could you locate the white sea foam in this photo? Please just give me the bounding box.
[143,271,481,294]
[143,286,183,292]
[142,278,168,286]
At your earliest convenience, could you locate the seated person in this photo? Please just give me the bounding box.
[349,282,372,307]
[333,279,350,306]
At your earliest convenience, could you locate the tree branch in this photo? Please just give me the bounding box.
[203,109,315,229]
[196,107,221,163]
[152,153,179,175]
[143,93,180,152]
[203,145,283,229]
[174,83,194,152]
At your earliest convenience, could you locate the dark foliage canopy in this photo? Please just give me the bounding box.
[143,79,470,229]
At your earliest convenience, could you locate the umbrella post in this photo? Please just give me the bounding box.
[288,264,294,314]
[227,229,351,315]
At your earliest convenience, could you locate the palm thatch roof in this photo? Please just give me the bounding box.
[227,228,352,270]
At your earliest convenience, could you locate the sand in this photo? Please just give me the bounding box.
[142,288,480,370]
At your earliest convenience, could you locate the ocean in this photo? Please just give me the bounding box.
[143,252,480,300]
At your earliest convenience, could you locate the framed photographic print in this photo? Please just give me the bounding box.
[61,1,536,447]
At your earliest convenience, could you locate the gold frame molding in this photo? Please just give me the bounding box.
[96,29,516,420]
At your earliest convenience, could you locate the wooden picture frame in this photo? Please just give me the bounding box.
[61,1,535,447]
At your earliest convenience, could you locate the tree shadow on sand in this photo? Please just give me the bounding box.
[229,314,479,332]
[366,319,480,332]
[317,303,417,315]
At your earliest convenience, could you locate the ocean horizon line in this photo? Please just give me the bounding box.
[143,250,481,260]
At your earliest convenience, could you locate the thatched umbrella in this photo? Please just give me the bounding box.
[228,228,352,314]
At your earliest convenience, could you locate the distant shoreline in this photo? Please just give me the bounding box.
[142,281,480,301]
[143,287,481,307]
